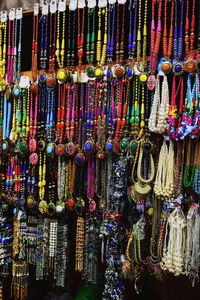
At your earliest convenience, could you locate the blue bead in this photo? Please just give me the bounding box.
[106,142,113,152]
[46,145,53,154]
[14,88,20,97]
[127,68,132,77]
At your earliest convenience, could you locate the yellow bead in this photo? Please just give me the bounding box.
[148,207,153,216]
[140,73,148,83]
[95,68,102,77]
[57,69,66,81]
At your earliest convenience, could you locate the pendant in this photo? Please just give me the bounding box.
[56,201,65,214]
[13,86,21,98]
[57,69,67,83]
[39,72,47,84]
[75,198,85,216]
[47,201,56,216]
[86,66,95,78]
[141,137,154,153]
[66,197,75,210]
[96,150,105,160]
[94,67,103,78]
[106,66,113,80]
[46,73,56,88]
[125,64,134,79]
[29,152,38,166]
[139,72,148,84]
[147,75,156,91]
[38,200,48,214]
[29,138,37,152]
[30,83,38,94]
[27,195,36,209]
[65,142,76,157]
[46,142,55,157]
[185,59,196,73]
[2,140,8,154]
[161,60,172,74]
[75,152,85,166]
[173,62,185,76]
[120,138,129,152]
[113,65,125,78]
[84,140,94,155]
[129,140,138,155]
[55,143,65,156]
[37,140,46,152]
[19,140,28,156]
[105,139,113,154]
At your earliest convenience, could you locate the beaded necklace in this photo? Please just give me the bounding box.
[15,17,22,84]
[0,17,7,91]
[49,10,56,72]
[32,9,39,82]
[96,7,107,66]
[160,0,174,74]
[55,83,65,156]
[55,8,66,69]
[105,79,116,153]
[137,0,148,84]
[7,17,15,85]
[77,7,85,67]
[66,9,76,67]
[128,0,137,62]
[107,3,115,64]
[150,0,162,74]
[115,3,125,65]
[148,75,169,134]
[185,0,196,73]
[86,7,95,65]
[40,13,49,70]
[173,0,185,76]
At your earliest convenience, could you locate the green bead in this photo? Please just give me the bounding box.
[20,142,27,153]
[87,66,94,76]
[130,116,135,124]
[130,141,138,153]
[135,116,140,123]
[120,139,128,150]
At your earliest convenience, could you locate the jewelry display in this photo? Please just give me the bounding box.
[0,1,199,298]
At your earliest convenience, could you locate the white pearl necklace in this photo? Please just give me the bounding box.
[154,140,175,201]
[148,75,169,134]
[185,204,200,286]
[161,208,186,276]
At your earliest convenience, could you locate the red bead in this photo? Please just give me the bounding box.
[78,49,84,58]
[67,197,75,208]
[116,68,123,76]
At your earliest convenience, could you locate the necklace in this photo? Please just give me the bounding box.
[150,0,162,74]
[173,0,185,76]
[161,0,174,74]
[128,0,138,62]
[183,139,196,189]
[167,75,184,140]
[154,140,175,201]
[185,0,196,73]
[77,7,85,67]
[32,7,39,82]
[148,75,169,134]
[137,0,148,84]
[96,7,107,66]
[0,17,7,91]
[49,10,56,72]
[86,7,95,65]
[55,8,66,69]
[107,3,115,64]
[115,3,125,65]
[180,73,199,139]
[40,12,49,70]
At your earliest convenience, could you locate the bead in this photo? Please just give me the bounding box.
[57,69,67,82]
[66,197,75,209]
[120,139,128,151]
[106,141,113,153]
[75,152,85,166]
[139,73,148,84]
